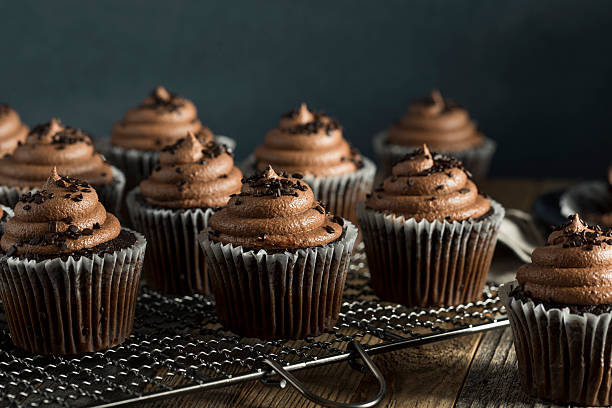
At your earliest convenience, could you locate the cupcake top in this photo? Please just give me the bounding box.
[139,132,242,208]
[0,118,113,188]
[366,145,490,221]
[1,168,121,257]
[387,90,484,151]
[254,103,362,177]
[111,86,213,151]
[517,214,612,306]
[0,104,28,157]
[208,166,343,250]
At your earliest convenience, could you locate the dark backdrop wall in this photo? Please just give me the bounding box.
[1,0,611,177]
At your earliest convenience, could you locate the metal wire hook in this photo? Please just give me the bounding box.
[261,340,386,408]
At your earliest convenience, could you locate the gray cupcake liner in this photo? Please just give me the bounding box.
[240,155,376,227]
[372,130,496,181]
[357,200,504,307]
[0,165,126,216]
[559,180,612,226]
[99,135,236,192]
[0,205,13,235]
[501,282,612,406]
[0,228,146,355]
[198,219,358,339]
[127,187,213,295]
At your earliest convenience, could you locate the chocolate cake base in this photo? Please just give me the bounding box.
[0,228,146,355]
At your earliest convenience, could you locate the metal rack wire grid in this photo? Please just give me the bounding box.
[0,247,508,407]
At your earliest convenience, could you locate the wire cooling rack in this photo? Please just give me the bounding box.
[0,247,508,408]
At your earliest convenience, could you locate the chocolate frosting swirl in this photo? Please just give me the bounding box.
[209,166,343,249]
[1,168,121,257]
[140,132,242,208]
[366,145,490,221]
[0,118,113,188]
[517,214,612,306]
[388,90,484,150]
[111,86,213,151]
[254,103,362,177]
[0,104,28,157]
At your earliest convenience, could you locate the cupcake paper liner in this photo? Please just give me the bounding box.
[0,205,13,235]
[0,228,146,355]
[356,200,504,307]
[240,155,376,227]
[127,188,213,295]
[0,165,126,215]
[559,180,612,225]
[501,282,612,406]
[99,135,236,193]
[198,219,358,340]
[372,130,496,181]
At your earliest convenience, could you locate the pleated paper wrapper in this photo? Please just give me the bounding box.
[0,205,13,235]
[356,200,504,307]
[0,165,126,216]
[0,229,146,355]
[501,282,612,406]
[372,130,496,181]
[198,219,358,340]
[240,155,376,228]
[127,188,213,295]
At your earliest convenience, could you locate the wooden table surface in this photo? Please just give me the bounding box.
[137,179,578,408]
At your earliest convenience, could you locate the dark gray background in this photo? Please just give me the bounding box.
[1,0,611,177]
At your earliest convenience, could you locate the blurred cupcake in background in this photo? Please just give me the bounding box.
[199,166,358,339]
[127,132,242,295]
[357,145,504,307]
[502,214,612,405]
[0,168,146,355]
[560,167,612,228]
[102,86,236,192]
[0,118,125,214]
[373,90,495,180]
[242,103,375,228]
[0,103,28,156]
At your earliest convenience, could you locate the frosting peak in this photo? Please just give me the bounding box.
[388,90,484,150]
[366,145,490,222]
[517,215,612,305]
[0,119,113,188]
[111,86,213,151]
[254,105,363,177]
[1,168,121,257]
[208,167,343,250]
[0,104,28,157]
[139,135,241,209]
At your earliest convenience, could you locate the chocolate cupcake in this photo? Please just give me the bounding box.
[242,103,375,228]
[127,132,241,295]
[502,214,612,405]
[103,86,236,193]
[374,90,495,180]
[0,104,28,157]
[357,145,504,307]
[0,118,125,215]
[198,166,358,339]
[0,168,146,355]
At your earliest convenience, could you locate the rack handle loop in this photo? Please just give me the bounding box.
[261,340,386,408]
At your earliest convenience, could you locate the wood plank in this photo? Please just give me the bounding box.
[355,334,483,408]
[455,328,566,408]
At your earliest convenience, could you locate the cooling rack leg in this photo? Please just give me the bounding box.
[261,340,386,408]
